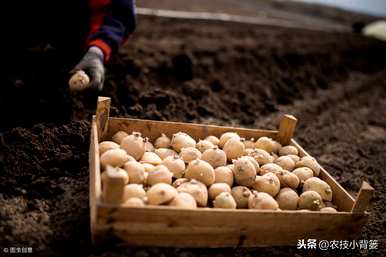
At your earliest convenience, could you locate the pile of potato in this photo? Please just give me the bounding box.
[99,130,337,212]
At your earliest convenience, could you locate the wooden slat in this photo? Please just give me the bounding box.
[105,117,278,141]
[89,117,101,243]
[351,181,374,213]
[93,205,368,247]
[96,97,111,141]
[291,139,355,211]
[277,115,298,145]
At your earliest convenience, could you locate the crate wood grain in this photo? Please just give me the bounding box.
[90,97,374,247]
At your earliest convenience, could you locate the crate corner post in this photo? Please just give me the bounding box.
[96,97,111,141]
[278,114,298,145]
[351,181,375,213]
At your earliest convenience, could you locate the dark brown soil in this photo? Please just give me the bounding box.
[1,8,386,257]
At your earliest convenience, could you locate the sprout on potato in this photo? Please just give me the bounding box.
[154,133,171,149]
[99,141,120,155]
[253,172,280,197]
[177,179,208,207]
[274,156,295,171]
[169,192,197,209]
[162,155,186,178]
[296,156,321,176]
[208,183,231,200]
[140,151,162,165]
[303,177,333,201]
[120,132,146,160]
[298,191,323,211]
[248,191,279,210]
[185,159,215,186]
[180,147,202,163]
[100,148,130,169]
[275,187,299,210]
[233,157,257,187]
[219,132,240,148]
[205,135,220,146]
[231,186,252,209]
[123,161,146,184]
[155,148,177,160]
[214,166,234,186]
[171,132,196,152]
[147,183,177,205]
[112,131,129,145]
[213,192,237,209]
[146,165,173,186]
[201,148,227,168]
[196,140,215,153]
[279,145,298,156]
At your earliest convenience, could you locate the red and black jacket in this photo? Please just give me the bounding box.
[87,0,136,61]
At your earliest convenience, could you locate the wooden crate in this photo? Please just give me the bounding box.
[90,97,374,247]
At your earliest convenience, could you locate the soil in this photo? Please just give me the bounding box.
[1,4,386,257]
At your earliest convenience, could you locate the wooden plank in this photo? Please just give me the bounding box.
[277,115,298,145]
[93,205,368,247]
[89,117,101,244]
[291,139,355,212]
[106,117,278,141]
[351,181,374,213]
[96,97,111,141]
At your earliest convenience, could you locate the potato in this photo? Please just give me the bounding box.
[214,166,234,186]
[259,163,283,175]
[112,131,129,145]
[99,141,120,155]
[196,140,215,153]
[292,167,314,183]
[124,184,146,200]
[274,156,295,171]
[101,166,129,204]
[298,191,323,211]
[255,137,275,153]
[155,148,177,160]
[140,151,162,165]
[208,183,231,200]
[231,186,252,209]
[272,140,282,154]
[123,197,145,207]
[223,138,245,161]
[146,165,173,186]
[253,172,280,197]
[320,207,337,212]
[123,161,146,184]
[185,159,215,186]
[219,132,240,148]
[287,154,300,163]
[162,155,186,178]
[279,145,298,156]
[213,192,237,209]
[242,138,255,149]
[296,156,321,176]
[142,163,156,172]
[121,132,146,160]
[248,191,279,210]
[171,132,196,152]
[180,147,202,163]
[205,135,220,146]
[201,148,227,168]
[303,177,333,201]
[275,187,299,210]
[154,133,171,148]
[69,70,90,91]
[274,170,300,189]
[147,183,177,205]
[243,156,260,171]
[248,149,273,165]
[233,157,257,187]
[100,148,130,169]
[169,192,197,209]
[177,179,208,207]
